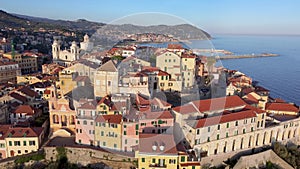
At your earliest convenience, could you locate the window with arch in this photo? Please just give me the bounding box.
[83,120,87,125]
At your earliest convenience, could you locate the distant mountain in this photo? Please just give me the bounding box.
[1,10,211,40]
[98,24,211,40]
[0,10,31,28]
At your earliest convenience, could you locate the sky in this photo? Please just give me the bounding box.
[2,0,300,35]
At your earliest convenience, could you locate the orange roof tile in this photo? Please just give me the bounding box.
[191,95,246,113]
[194,110,257,128]
[266,103,299,112]
[95,114,122,124]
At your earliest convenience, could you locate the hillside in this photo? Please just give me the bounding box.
[1,10,211,40]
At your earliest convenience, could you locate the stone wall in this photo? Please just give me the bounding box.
[233,149,293,169]
[44,146,136,168]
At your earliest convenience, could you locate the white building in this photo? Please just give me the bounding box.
[80,34,94,51]
[52,40,80,67]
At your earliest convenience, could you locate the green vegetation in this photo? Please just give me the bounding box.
[273,142,300,168]
[111,55,125,61]
[14,152,45,164]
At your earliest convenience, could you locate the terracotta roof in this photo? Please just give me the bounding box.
[136,93,150,105]
[167,44,183,50]
[191,95,246,113]
[194,110,257,128]
[0,125,11,139]
[4,127,43,137]
[142,111,173,119]
[173,104,200,115]
[266,103,299,112]
[98,96,113,107]
[13,105,36,115]
[157,70,170,76]
[44,89,51,95]
[18,86,39,97]
[95,114,122,124]
[139,133,178,155]
[10,92,28,103]
[181,54,196,58]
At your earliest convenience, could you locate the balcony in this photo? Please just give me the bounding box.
[149,163,167,168]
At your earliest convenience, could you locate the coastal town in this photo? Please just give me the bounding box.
[0,10,300,169]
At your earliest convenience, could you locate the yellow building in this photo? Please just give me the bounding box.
[58,67,77,95]
[96,96,120,115]
[3,52,37,74]
[49,97,76,135]
[4,127,43,157]
[138,133,178,169]
[94,114,122,150]
[17,75,42,84]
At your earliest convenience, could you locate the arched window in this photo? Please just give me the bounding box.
[83,120,87,125]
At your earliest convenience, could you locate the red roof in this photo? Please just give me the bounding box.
[167,44,183,50]
[44,89,51,95]
[14,105,36,115]
[142,111,173,119]
[4,127,43,137]
[18,86,39,97]
[173,104,200,114]
[191,95,246,113]
[181,54,196,59]
[266,103,299,112]
[10,92,28,103]
[157,70,170,76]
[194,110,257,128]
[95,114,122,124]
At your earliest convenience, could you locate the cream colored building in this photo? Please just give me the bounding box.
[156,51,196,91]
[4,127,43,158]
[52,40,79,67]
[94,60,119,98]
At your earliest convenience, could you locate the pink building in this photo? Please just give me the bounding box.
[75,100,97,145]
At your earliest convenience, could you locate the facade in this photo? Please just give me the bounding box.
[94,114,122,150]
[75,100,97,145]
[49,97,76,135]
[138,133,200,169]
[94,60,119,98]
[80,34,94,51]
[52,40,79,67]
[10,105,40,124]
[3,52,37,74]
[4,127,43,158]
[156,51,196,91]
[0,60,20,83]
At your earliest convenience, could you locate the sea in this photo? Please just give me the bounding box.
[190,35,300,105]
[138,35,300,105]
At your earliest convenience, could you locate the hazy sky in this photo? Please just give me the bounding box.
[2,0,300,35]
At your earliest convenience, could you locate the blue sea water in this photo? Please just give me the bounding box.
[192,35,300,105]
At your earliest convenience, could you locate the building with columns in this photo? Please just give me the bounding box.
[172,95,300,161]
[48,95,76,136]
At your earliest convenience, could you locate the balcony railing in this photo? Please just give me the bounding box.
[149,164,167,168]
